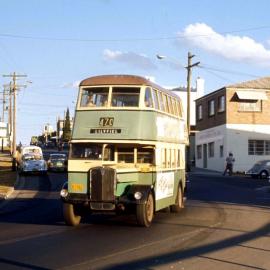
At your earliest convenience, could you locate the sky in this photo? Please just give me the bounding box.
[1,0,270,144]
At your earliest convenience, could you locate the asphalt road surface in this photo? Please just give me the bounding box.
[0,170,270,270]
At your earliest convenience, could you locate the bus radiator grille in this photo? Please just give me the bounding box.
[90,167,116,202]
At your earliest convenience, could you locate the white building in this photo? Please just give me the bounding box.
[0,122,8,147]
[171,77,205,126]
[195,76,270,173]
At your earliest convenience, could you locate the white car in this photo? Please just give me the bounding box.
[18,153,47,175]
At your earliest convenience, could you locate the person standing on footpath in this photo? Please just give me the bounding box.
[223,152,235,176]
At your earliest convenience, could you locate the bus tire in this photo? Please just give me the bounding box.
[63,202,81,226]
[170,184,184,213]
[136,192,154,227]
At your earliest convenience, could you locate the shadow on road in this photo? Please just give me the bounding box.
[102,222,270,270]
[0,172,270,270]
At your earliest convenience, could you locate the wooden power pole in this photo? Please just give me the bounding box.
[3,72,27,170]
[186,52,200,137]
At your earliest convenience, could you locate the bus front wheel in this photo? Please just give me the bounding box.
[136,192,154,227]
[170,185,184,213]
[63,202,82,226]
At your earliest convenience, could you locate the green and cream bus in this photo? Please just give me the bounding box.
[60,74,188,227]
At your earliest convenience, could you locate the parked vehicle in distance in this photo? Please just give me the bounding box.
[245,160,270,179]
[47,153,67,171]
[18,153,47,175]
[17,145,43,164]
[45,141,55,149]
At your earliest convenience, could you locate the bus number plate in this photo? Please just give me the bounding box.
[99,117,114,127]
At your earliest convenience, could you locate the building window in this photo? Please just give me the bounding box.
[220,145,224,157]
[197,145,202,159]
[248,140,270,155]
[197,105,203,120]
[208,142,215,157]
[218,96,225,112]
[238,100,262,112]
[208,100,215,116]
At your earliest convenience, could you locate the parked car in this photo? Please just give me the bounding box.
[47,153,67,171]
[18,153,47,175]
[17,146,43,166]
[245,160,270,179]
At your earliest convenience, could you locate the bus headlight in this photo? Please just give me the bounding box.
[134,191,142,200]
[60,189,68,198]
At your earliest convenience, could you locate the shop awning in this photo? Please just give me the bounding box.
[236,90,268,100]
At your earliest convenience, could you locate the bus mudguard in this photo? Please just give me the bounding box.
[125,184,153,205]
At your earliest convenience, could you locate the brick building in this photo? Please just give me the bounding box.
[195,76,270,172]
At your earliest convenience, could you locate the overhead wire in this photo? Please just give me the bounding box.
[199,64,261,78]
[0,25,269,42]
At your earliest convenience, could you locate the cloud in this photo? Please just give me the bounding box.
[103,49,157,70]
[61,80,80,89]
[177,23,270,66]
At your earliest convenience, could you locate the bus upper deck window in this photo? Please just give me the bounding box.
[144,87,153,108]
[112,87,140,107]
[80,87,109,107]
[158,91,165,112]
[152,89,159,110]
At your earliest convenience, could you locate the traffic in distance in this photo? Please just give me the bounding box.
[60,74,188,227]
[16,145,67,175]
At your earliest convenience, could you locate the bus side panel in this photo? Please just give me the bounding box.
[72,110,183,144]
[154,169,185,211]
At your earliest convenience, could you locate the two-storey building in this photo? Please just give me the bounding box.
[195,76,270,172]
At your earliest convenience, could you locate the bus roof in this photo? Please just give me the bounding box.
[79,75,179,99]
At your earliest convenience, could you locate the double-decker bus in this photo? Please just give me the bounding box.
[60,74,188,227]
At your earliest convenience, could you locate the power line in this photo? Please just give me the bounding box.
[199,64,261,78]
[198,66,235,83]
[0,25,269,42]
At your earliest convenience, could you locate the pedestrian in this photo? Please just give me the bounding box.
[223,152,235,176]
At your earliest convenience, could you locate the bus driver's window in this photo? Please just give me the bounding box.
[118,148,134,163]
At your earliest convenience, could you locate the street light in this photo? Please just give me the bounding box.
[156,54,166,60]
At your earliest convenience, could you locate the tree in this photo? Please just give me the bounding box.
[62,107,71,142]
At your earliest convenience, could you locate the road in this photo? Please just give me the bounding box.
[0,170,270,270]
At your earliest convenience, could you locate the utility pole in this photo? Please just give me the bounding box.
[3,83,12,154]
[3,72,27,170]
[186,52,200,171]
[186,52,200,137]
[0,86,9,152]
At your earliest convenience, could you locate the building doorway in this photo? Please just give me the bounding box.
[203,144,207,168]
